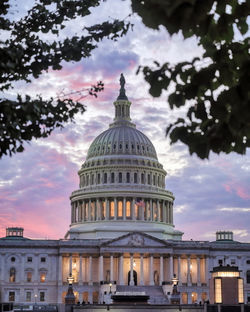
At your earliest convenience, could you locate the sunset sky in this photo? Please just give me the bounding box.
[1,0,250,242]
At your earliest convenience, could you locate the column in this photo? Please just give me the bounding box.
[149,254,154,285]
[178,256,182,286]
[114,198,117,220]
[169,255,173,281]
[71,203,74,223]
[88,199,91,221]
[205,256,209,286]
[130,253,134,286]
[197,256,201,286]
[79,254,83,285]
[21,253,25,282]
[78,201,81,222]
[82,200,85,221]
[110,254,114,282]
[96,199,99,220]
[99,255,103,282]
[163,201,166,223]
[132,198,135,220]
[119,254,124,285]
[140,254,144,285]
[58,255,62,285]
[93,200,96,221]
[145,201,148,221]
[187,256,191,286]
[150,199,153,221]
[157,200,160,221]
[123,198,126,220]
[160,255,163,285]
[89,255,93,285]
[34,254,38,282]
[105,198,109,220]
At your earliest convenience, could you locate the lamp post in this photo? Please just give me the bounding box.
[170,274,180,304]
[34,294,37,305]
[109,282,112,294]
[65,273,76,312]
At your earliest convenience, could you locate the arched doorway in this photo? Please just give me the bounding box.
[128,270,137,286]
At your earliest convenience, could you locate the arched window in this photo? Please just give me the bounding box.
[247,270,250,283]
[104,173,107,184]
[119,172,122,183]
[111,172,115,183]
[9,268,16,282]
[147,174,151,184]
[141,173,145,184]
[126,172,130,183]
[134,173,138,183]
[97,173,100,184]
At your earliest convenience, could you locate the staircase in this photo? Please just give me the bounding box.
[116,285,169,304]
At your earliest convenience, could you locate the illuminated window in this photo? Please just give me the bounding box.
[26,292,31,302]
[238,278,244,303]
[118,200,122,218]
[213,271,240,277]
[9,268,16,282]
[147,202,151,220]
[215,278,222,303]
[153,202,157,220]
[201,292,207,303]
[192,292,198,304]
[159,203,163,222]
[40,272,46,283]
[27,272,32,282]
[90,202,93,220]
[126,201,131,218]
[135,204,139,220]
[40,292,45,302]
[84,203,88,220]
[110,201,114,218]
[102,201,106,219]
[182,292,188,304]
[9,291,15,302]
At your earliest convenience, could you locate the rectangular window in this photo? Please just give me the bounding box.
[119,172,122,183]
[110,201,114,218]
[40,292,45,302]
[41,257,46,263]
[215,278,222,303]
[27,257,32,262]
[141,173,145,184]
[126,201,131,218]
[9,292,15,302]
[102,201,106,219]
[118,200,122,218]
[97,173,100,184]
[238,278,244,303]
[135,204,139,220]
[40,272,46,283]
[26,292,31,302]
[27,272,32,282]
[111,173,115,183]
[134,173,137,183]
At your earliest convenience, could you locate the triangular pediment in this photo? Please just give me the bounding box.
[102,232,170,248]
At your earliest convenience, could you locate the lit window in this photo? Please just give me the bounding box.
[9,268,16,283]
[40,292,45,302]
[27,272,32,282]
[126,201,131,218]
[118,200,122,218]
[40,272,46,283]
[26,292,31,302]
[9,291,15,302]
[238,278,244,303]
[215,278,222,303]
[110,201,114,218]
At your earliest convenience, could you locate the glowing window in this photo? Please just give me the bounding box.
[215,278,222,303]
[212,271,240,277]
[135,204,139,220]
[9,268,16,282]
[126,201,131,218]
[40,272,46,283]
[27,272,32,282]
[238,278,244,303]
[110,201,114,218]
[118,200,123,218]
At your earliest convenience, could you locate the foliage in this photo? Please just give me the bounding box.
[132,0,250,158]
[0,0,131,157]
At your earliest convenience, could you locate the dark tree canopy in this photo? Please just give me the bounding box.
[132,0,250,159]
[0,0,131,157]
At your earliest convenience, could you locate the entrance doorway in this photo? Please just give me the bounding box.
[128,270,137,285]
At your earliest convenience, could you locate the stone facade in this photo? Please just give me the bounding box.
[1,76,250,306]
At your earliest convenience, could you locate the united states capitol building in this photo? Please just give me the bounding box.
[1,75,250,307]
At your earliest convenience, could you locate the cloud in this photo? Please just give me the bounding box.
[217,207,250,212]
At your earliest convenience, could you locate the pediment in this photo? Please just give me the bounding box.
[102,232,169,248]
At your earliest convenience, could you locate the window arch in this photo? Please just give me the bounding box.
[9,268,16,282]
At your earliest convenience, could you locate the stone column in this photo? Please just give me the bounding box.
[99,255,103,282]
[197,256,201,286]
[157,200,160,221]
[187,256,191,286]
[96,199,100,221]
[69,254,72,275]
[178,256,182,286]
[149,255,154,285]
[21,253,25,282]
[93,200,96,221]
[34,254,38,282]
[82,200,85,221]
[140,254,144,285]
[89,255,93,285]
[145,201,148,221]
[160,255,163,285]
[119,254,124,285]
[78,201,81,222]
[79,254,83,285]
[114,198,117,220]
[130,253,134,286]
[163,201,166,223]
[105,198,108,220]
[58,255,62,285]
[205,256,209,286]
[169,255,173,281]
[110,254,114,282]
[132,198,135,220]
[150,199,153,221]
[71,203,74,223]
[88,199,91,221]
[123,198,126,220]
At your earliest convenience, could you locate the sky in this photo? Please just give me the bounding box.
[1,0,250,242]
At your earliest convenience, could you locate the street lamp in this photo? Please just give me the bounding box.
[65,273,75,306]
[109,282,112,294]
[34,294,37,305]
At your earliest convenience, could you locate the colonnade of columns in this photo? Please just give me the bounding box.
[71,198,173,224]
[61,253,209,287]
